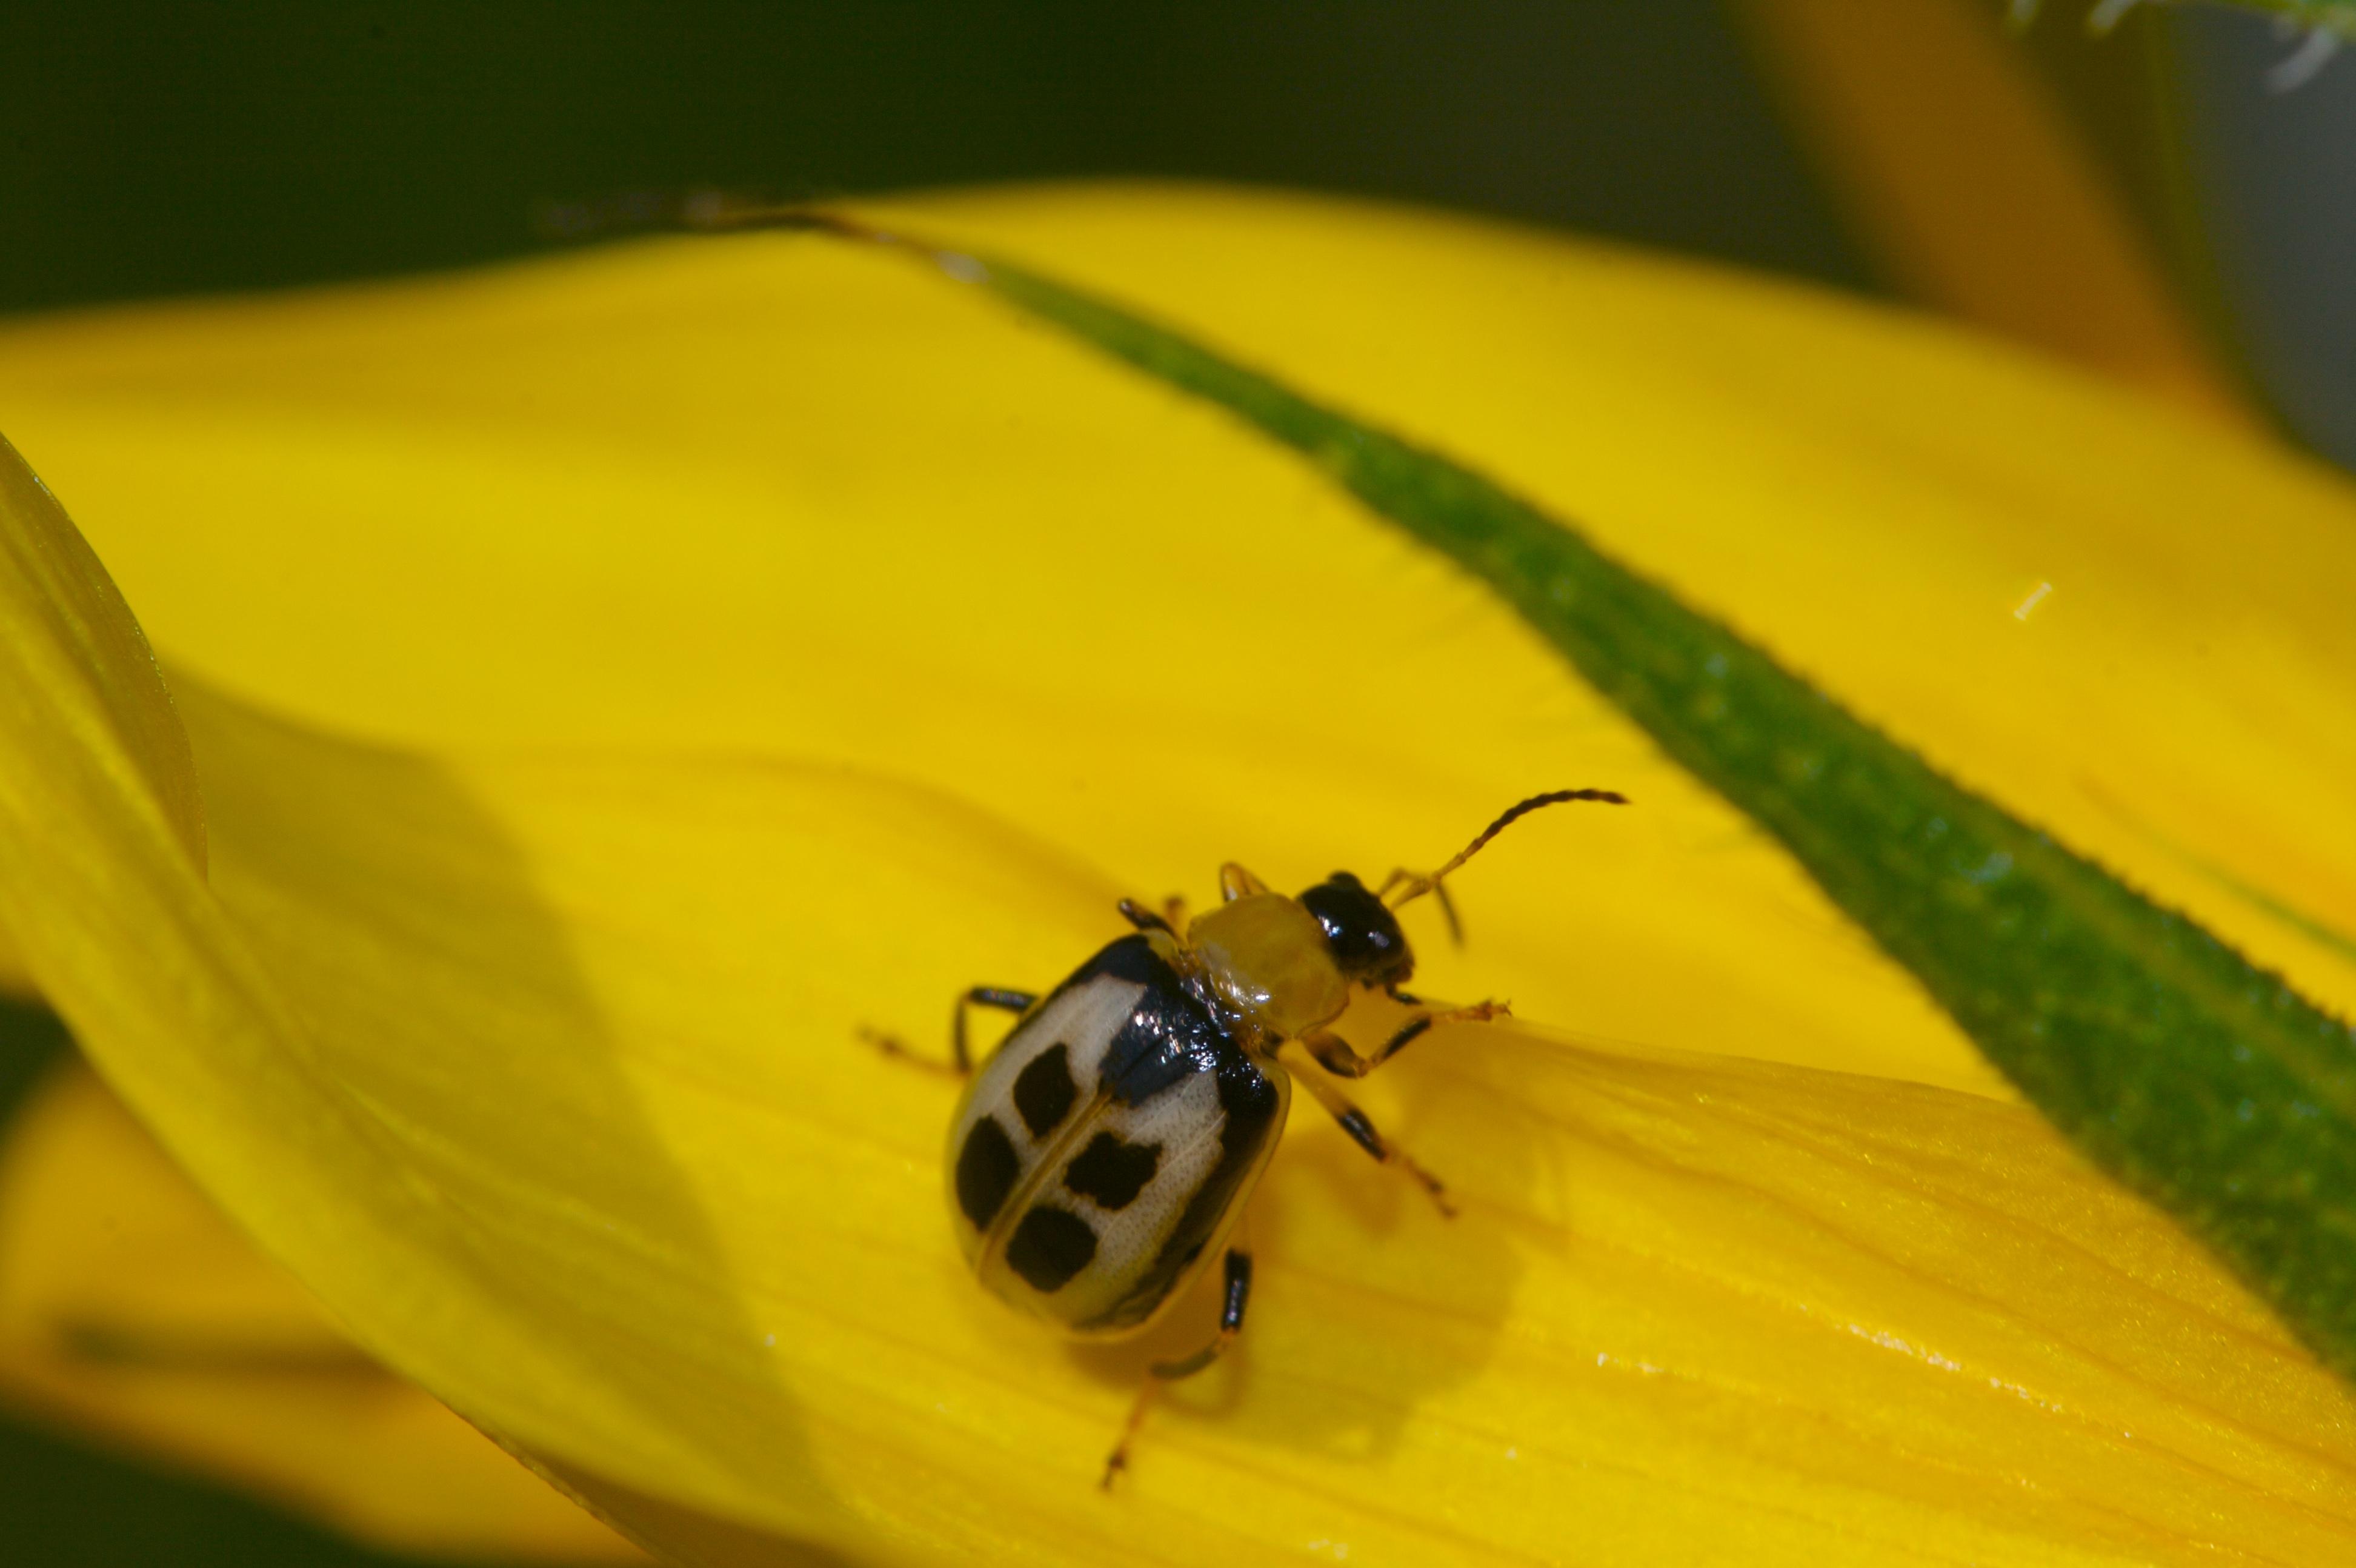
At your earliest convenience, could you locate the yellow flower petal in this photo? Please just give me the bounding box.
[0,433,203,868]
[859,183,2356,1032]
[2,188,2350,1103]
[0,1058,642,1560]
[1,454,2352,1558]
[2,188,2354,1562]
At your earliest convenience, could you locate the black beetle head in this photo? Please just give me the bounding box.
[1297,871,1415,988]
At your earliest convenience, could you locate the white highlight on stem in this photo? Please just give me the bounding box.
[2014,581,2054,621]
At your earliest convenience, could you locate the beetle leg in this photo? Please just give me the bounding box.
[1117,895,1191,935]
[1284,1040,1454,1216]
[1372,1000,1509,1069]
[858,985,1035,1076]
[1296,1028,1373,1078]
[1375,866,1465,945]
[1299,1003,1509,1080]
[1100,1248,1251,1489]
[1217,862,1270,902]
[948,986,1037,1074]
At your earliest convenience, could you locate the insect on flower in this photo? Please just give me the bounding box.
[866,789,1627,1486]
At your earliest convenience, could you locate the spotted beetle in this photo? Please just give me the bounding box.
[870,789,1625,1485]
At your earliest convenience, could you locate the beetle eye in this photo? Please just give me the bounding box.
[1297,873,1415,988]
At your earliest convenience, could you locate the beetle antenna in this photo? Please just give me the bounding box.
[1382,788,1628,913]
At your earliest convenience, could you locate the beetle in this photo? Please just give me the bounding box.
[868,788,1625,1485]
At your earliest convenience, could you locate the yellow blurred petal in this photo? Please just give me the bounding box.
[1,189,2354,1562]
[0,1059,643,1561]
[1734,0,2247,420]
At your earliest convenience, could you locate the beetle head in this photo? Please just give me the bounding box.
[1297,871,1415,989]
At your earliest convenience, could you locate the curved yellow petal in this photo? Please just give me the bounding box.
[0,445,842,1545]
[0,434,202,868]
[2,441,2352,1560]
[0,1059,642,1561]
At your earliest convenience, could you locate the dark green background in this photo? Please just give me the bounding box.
[0,0,1873,313]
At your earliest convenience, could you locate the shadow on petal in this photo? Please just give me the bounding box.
[527,1452,862,1568]
[174,682,859,1546]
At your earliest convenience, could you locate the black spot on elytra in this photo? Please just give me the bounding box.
[1013,1042,1078,1137]
[1063,1131,1162,1211]
[954,1116,1020,1230]
[1082,1051,1283,1334]
[1005,1205,1097,1293]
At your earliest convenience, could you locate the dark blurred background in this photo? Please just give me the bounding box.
[0,0,1874,307]
[1,2,2348,1563]
[7,2,2350,460]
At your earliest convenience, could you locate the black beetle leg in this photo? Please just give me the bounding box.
[1117,898,1170,934]
[1101,1248,1251,1489]
[1285,1038,1454,1216]
[858,985,1035,1076]
[1375,1000,1509,1069]
[1306,1001,1511,1079]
